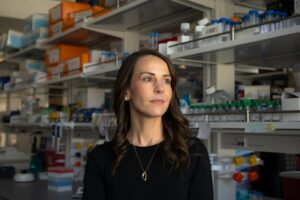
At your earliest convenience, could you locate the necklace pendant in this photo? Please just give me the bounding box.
[142,172,147,181]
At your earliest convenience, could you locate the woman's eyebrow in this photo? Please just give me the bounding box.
[139,72,171,77]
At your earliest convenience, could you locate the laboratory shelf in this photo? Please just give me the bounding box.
[170,25,300,69]
[44,22,123,47]
[0,59,18,68]
[209,122,300,130]
[1,60,121,93]
[5,43,46,61]
[37,60,121,88]
[88,0,205,33]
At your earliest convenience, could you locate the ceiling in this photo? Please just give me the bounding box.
[0,16,24,33]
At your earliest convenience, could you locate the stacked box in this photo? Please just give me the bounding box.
[48,2,91,37]
[48,167,74,192]
[49,2,91,24]
[45,44,88,66]
[6,30,25,49]
[48,2,110,37]
[64,52,89,76]
[24,13,49,33]
[45,44,88,80]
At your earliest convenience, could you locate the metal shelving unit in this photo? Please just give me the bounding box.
[170,25,300,69]
[5,43,47,61]
[87,0,207,33]
[44,22,123,47]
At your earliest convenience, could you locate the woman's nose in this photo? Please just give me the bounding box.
[154,81,165,94]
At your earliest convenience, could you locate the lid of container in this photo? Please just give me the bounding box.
[198,18,209,26]
[242,14,250,21]
[211,19,219,24]
[265,10,275,15]
[195,25,205,32]
[249,9,259,15]
[180,23,190,30]
[206,86,216,95]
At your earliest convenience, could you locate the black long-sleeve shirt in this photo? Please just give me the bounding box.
[83,137,213,200]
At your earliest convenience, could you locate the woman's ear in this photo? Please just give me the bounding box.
[124,90,130,101]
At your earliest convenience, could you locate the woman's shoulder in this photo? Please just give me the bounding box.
[89,141,115,160]
[187,137,209,157]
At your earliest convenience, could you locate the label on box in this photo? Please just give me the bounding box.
[51,6,61,22]
[72,10,92,23]
[50,21,63,35]
[48,49,60,64]
[245,122,277,133]
[204,23,222,36]
[67,57,80,72]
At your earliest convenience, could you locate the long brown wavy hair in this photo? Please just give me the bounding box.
[112,49,191,175]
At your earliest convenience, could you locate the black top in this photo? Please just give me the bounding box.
[83,137,213,200]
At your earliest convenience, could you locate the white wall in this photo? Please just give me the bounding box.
[0,0,59,19]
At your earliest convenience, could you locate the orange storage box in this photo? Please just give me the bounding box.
[49,2,91,24]
[48,20,66,37]
[45,44,88,66]
[63,52,89,76]
[92,6,112,17]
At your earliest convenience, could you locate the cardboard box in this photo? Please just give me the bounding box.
[92,6,111,17]
[48,20,67,37]
[47,63,65,80]
[49,2,91,24]
[63,52,89,76]
[73,87,105,108]
[45,44,88,66]
[282,92,300,121]
[23,59,45,73]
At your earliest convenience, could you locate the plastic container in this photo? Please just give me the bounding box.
[194,25,205,48]
[204,86,231,105]
[147,33,160,50]
[179,22,192,50]
[280,171,300,200]
[219,18,231,42]
[265,10,276,32]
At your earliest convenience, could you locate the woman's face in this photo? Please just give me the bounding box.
[126,55,173,119]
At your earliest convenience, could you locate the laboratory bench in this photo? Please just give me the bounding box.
[0,178,82,200]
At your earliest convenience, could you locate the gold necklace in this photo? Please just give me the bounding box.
[133,143,160,181]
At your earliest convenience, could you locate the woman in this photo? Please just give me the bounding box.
[83,49,213,200]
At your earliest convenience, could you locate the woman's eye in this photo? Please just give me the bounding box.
[164,79,171,84]
[143,77,153,82]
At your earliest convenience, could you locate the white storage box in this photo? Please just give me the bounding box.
[6,30,25,49]
[282,92,300,121]
[24,13,48,33]
[240,85,270,99]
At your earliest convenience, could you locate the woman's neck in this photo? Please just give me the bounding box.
[127,117,164,147]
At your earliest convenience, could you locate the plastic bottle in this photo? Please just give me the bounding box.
[240,14,250,38]
[207,19,220,44]
[249,9,260,34]
[281,12,289,29]
[219,18,231,42]
[148,33,160,50]
[179,22,192,50]
[194,25,205,48]
[265,10,276,32]
[272,100,281,122]
[249,10,260,25]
